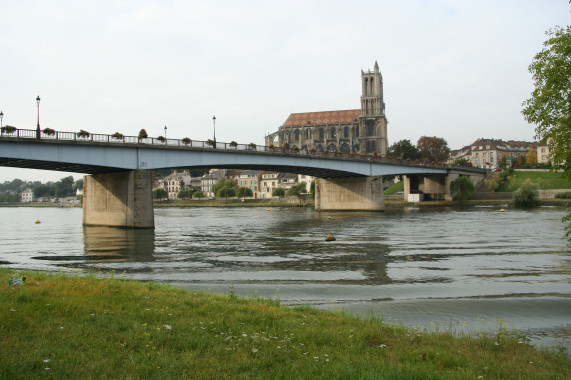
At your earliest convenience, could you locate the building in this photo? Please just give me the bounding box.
[536,139,551,164]
[259,171,280,199]
[20,188,33,202]
[238,170,261,199]
[163,170,192,200]
[297,174,313,193]
[265,61,388,156]
[201,170,222,199]
[449,138,537,168]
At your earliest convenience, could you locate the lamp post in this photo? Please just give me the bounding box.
[0,111,3,129]
[164,125,167,139]
[212,116,216,141]
[36,95,41,139]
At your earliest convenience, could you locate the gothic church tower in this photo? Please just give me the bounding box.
[359,61,388,155]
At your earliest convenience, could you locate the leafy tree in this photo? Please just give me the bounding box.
[236,187,253,199]
[526,146,538,167]
[272,187,285,198]
[217,186,236,200]
[309,180,315,200]
[55,176,74,197]
[449,176,475,201]
[522,25,571,239]
[177,189,194,199]
[513,179,539,208]
[34,184,55,198]
[0,193,19,202]
[212,179,237,195]
[74,178,83,192]
[286,182,307,203]
[387,139,421,160]
[416,136,450,163]
[193,191,205,199]
[0,179,24,193]
[153,188,168,199]
[453,158,473,167]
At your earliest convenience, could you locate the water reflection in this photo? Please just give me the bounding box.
[83,226,155,263]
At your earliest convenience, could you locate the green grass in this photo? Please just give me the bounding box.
[384,180,404,195]
[1,269,569,379]
[502,171,571,192]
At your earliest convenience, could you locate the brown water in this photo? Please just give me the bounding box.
[0,205,569,353]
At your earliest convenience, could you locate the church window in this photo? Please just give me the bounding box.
[294,129,300,141]
[318,128,324,140]
[330,127,336,139]
[355,126,359,137]
[366,120,375,136]
[343,126,349,138]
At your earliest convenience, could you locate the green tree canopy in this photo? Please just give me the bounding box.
[453,158,473,167]
[416,136,450,163]
[55,176,74,197]
[34,184,55,198]
[449,176,475,201]
[193,191,205,199]
[272,187,285,198]
[212,179,238,195]
[217,186,236,200]
[177,189,194,199]
[513,179,539,208]
[387,139,421,160]
[236,187,253,199]
[522,25,570,238]
[153,188,168,199]
[286,182,307,203]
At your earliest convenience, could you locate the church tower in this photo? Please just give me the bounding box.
[359,61,388,155]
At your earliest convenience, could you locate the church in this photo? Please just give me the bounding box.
[265,61,388,156]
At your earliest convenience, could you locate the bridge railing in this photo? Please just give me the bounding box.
[0,127,453,168]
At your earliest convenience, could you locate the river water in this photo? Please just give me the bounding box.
[1,205,569,352]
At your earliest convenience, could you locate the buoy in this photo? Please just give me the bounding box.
[266,208,271,211]
[500,209,505,212]
[35,220,41,224]
[325,234,336,241]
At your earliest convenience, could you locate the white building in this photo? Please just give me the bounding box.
[20,188,33,202]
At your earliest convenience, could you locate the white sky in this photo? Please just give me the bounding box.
[0,0,569,183]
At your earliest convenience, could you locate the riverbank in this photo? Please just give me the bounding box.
[1,269,568,379]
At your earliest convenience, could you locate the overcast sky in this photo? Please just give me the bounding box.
[1,0,569,183]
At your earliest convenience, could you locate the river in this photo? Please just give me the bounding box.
[0,205,569,353]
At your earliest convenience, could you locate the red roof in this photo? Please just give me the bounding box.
[283,110,360,126]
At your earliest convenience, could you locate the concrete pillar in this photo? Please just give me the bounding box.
[83,170,154,228]
[315,176,384,211]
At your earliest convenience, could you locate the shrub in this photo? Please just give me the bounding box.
[248,142,256,149]
[555,192,571,199]
[138,129,148,140]
[182,137,191,145]
[229,141,238,148]
[513,179,539,208]
[111,132,123,139]
[157,136,166,142]
[450,176,475,201]
[206,139,216,147]
[42,128,55,135]
[77,129,90,138]
[1,125,16,134]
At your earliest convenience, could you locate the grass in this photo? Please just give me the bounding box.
[1,269,569,379]
[384,180,404,195]
[501,171,571,192]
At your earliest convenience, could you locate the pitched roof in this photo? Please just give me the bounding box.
[283,109,361,126]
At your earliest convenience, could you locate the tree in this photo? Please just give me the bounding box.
[217,186,236,200]
[236,187,253,199]
[387,139,421,160]
[55,176,74,197]
[153,188,167,199]
[74,178,83,192]
[449,176,475,201]
[272,187,285,198]
[522,26,571,239]
[193,191,205,199]
[212,179,238,196]
[526,146,538,167]
[34,184,55,199]
[286,182,307,203]
[177,189,194,199]
[309,180,315,200]
[416,136,450,163]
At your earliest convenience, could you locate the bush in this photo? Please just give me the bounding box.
[555,192,571,199]
[513,179,539,208]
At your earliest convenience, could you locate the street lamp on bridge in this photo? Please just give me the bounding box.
[36,95,41,138]
[164,125,167,139]
[0,111,3,129]
[212,115,216,142]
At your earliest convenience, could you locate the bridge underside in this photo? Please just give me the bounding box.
[0,157,130,175]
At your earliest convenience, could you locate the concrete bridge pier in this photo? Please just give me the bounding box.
[314,176,384,211]
[83,170,154,228]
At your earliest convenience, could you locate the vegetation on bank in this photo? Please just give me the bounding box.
[0,269,568,379]
[500,170,571,192]
[383,180,404,195]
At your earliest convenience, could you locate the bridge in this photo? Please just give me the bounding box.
[0,128,486,228]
